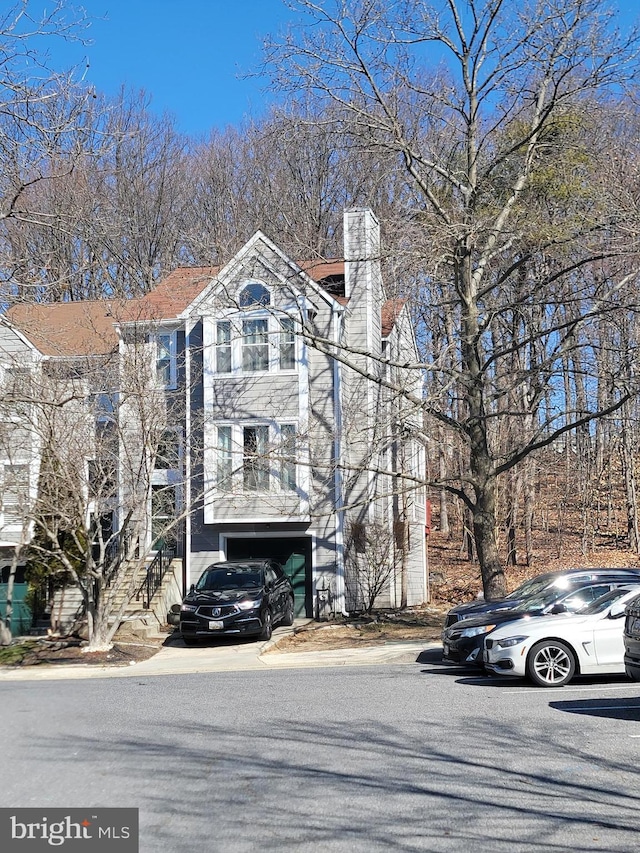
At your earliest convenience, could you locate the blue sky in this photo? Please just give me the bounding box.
[55,0,298,137]
[49,0,640,139]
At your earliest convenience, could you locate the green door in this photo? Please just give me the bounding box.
[0,582,32,635]
[283,553,307,617]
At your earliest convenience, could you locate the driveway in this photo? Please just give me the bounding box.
[0,622,435,680]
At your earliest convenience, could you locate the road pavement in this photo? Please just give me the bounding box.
[3,654,639,852]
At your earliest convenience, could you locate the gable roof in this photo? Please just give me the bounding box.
[382,298,406,338]
[119,266,221,322]
[3,257,407,356]
[5,300,125,357]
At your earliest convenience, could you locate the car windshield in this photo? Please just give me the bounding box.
[517,587,575,613]
[577,588,637,616]
[196,567,262,592]
[504,576,553,600]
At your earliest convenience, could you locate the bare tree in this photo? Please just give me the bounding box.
[266,0,640,598]
[345,519,396,613]
[0,1,102,303]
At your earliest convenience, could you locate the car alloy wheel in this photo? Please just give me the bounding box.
[527,640,576,687]
[260,608,273,641]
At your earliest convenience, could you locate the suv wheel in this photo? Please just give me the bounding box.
[260,609,273,641]
[281,596,294,627]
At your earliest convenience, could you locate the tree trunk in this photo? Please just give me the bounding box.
[438,428,450,536]
[0,548,20,646]
[523,456,535,567]
[472,479,506,600]
[621,401,640,554]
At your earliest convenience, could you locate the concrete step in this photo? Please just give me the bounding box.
[115,612,173,643]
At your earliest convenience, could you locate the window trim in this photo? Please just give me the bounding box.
[153,330,177,390]
[1,462,30,529]
[213,422,300,495]
[209,313,297,377]
[243,424,270,492]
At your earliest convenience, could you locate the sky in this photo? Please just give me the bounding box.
[52,0,299,137]
[45,0,640,140]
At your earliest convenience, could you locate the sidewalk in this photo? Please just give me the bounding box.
[0,624,441,681]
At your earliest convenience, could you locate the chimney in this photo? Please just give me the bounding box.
[343,208,381,299]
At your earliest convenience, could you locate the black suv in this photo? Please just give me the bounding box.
[444,568,640,629]
[179,560,295,644]
[623,592,640,680]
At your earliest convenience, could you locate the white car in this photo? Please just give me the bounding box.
[482,585,640,687]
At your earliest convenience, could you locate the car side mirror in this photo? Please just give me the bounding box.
[609,601,627,619]
[550,603,567,614]
[189,584,195,594]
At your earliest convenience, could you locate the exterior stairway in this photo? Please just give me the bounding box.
[50,550,183,637]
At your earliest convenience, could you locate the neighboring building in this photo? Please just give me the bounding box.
[0,300,124,631]
[0,208,427,621]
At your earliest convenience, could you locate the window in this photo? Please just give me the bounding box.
[279,318,295,370]
[242,319,269,372]
[151,484,176,550]
[88,456,116,499]
[216,322,232,374]
[156,333,176,388]
[217,426,233,492]
[3,464,28,527]
[5,368,32,417]
[239,283,270,307]
[211,313,297,375]
[155,429,181,470]
[94,392,115,422]
[243,425,269,491]
[280,424,297,491]
[213,422,301,495]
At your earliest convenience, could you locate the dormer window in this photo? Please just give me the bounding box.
[239,283,270,307]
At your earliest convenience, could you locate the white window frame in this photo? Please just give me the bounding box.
[1,462,30,529]
[215,321,232,374]
[153,331,177,390]
[216,425,233,492]
[279,423,297,491]
[208,313,298,377]
[213,422,300,495]
[242,423,270,492]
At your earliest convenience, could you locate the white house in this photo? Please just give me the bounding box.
[1,208,428,622]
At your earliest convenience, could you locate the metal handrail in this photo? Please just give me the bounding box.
[136,546,176,609]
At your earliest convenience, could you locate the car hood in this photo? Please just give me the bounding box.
[488,611,599,640]
[444,608,544,634]
[185,588,262,605]
[448,597,528,619]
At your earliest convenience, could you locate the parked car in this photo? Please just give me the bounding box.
[442,577,639,666]
[444,567,640,629]
[482,585,640,686]
[178,560,294,644]
[623,592,640,680]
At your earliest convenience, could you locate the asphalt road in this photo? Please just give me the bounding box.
[2,651,640,852]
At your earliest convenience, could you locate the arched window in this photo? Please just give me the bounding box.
[239,282,270,307]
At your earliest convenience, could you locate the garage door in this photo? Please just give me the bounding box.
[225,537,311,618]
